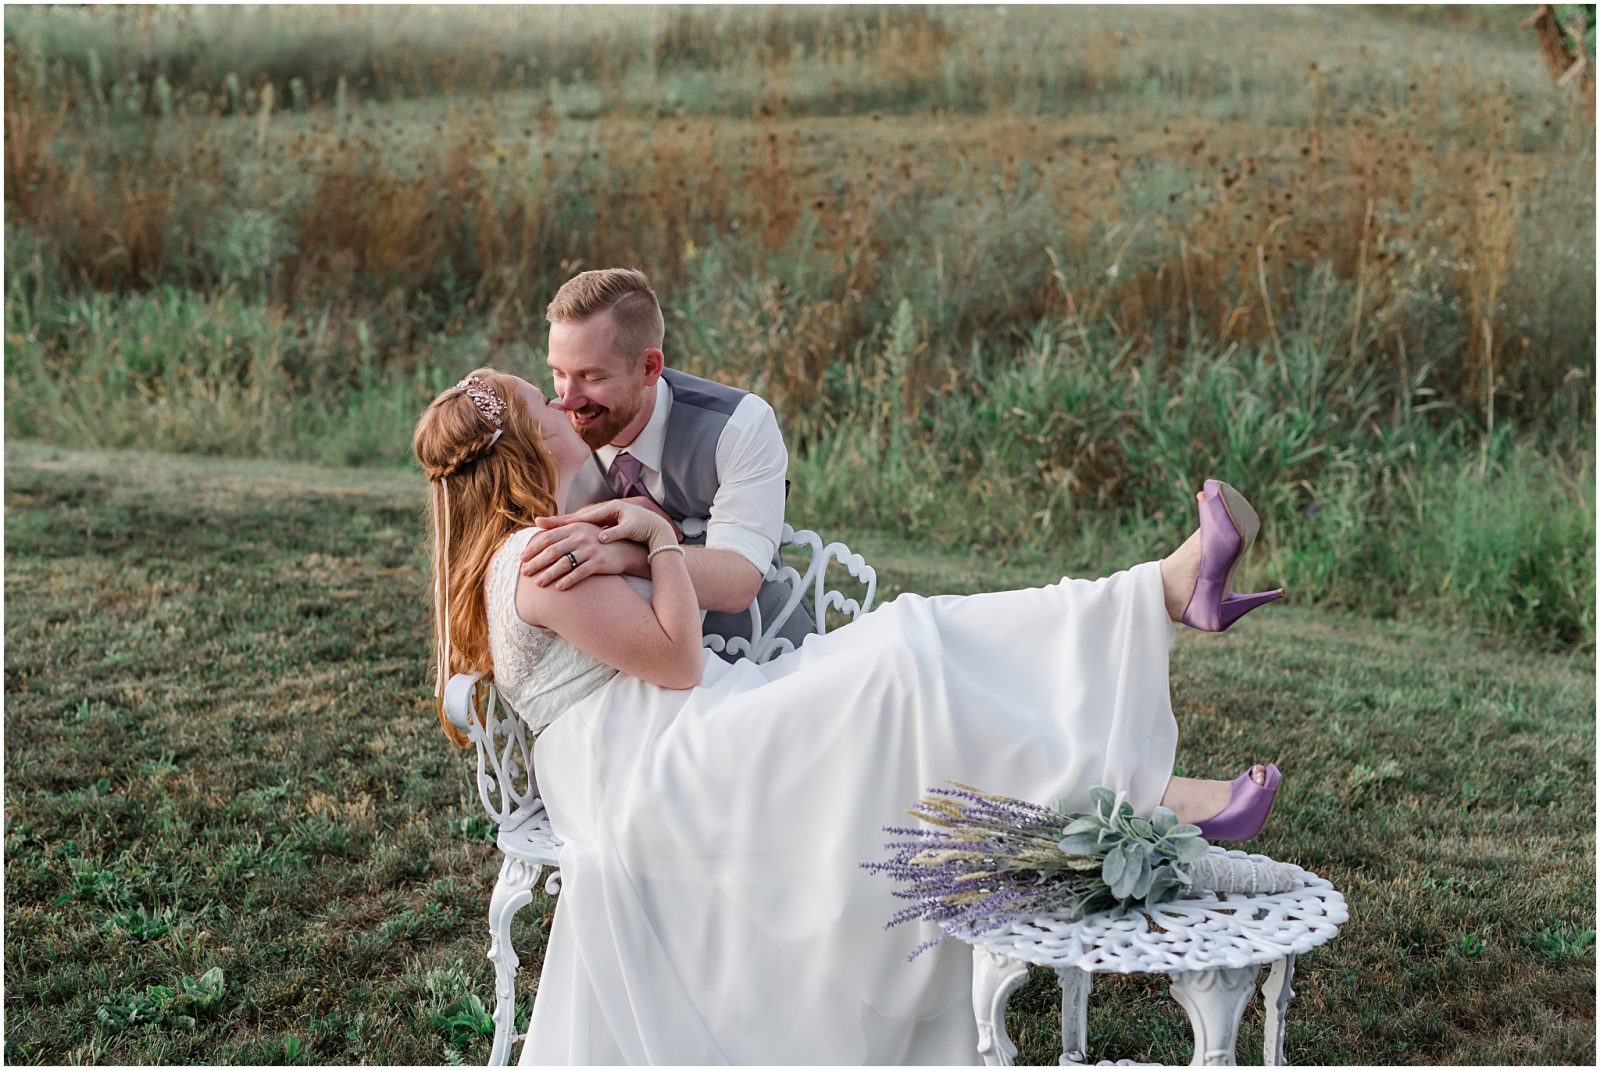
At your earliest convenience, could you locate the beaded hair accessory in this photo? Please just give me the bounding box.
[433,375,507,701]
[455,375,506,445]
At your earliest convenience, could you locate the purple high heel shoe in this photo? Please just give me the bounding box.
[1179,479,1285,632]
[1195,763,1283,842]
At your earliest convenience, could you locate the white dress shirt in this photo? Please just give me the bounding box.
[581,376,787,577]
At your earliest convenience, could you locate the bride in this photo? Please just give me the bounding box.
[414,369,1286,1065]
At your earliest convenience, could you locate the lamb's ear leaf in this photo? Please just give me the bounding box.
[1060,815,1104,837]
[1088,786,1116,818]
[1109,843,1144,899]
[1101,845,1128,890]
[1057,833,1104,856]
[1145,868,1187,907]
[1129,855,1156,900]
[1171,836,1212,864]
[1151,807,1180,835]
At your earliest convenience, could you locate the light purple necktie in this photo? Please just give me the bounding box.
[610,452,659,507]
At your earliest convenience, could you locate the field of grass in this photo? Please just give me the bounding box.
[7,5,1594,418]
[3,7,1595,1063]
[3,4,1596,651]
[3,442,1594,1065]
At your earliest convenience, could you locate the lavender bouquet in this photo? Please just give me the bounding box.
[863,783,1212,960]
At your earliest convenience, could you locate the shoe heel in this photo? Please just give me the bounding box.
[1181,479,1285,633]
[1217,588,1286,630]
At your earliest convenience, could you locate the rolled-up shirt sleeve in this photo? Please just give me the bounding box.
[705,394,787,576]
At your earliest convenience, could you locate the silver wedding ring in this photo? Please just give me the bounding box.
[565,551,579,573]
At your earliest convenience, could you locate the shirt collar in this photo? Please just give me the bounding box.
[596,376,671,473]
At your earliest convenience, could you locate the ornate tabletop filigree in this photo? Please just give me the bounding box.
[957,847,1347,974]
[955,848,1347,1067]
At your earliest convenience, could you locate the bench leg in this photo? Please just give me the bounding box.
[1261,955,1296,1066]
[1169,965,1258,1066]
[486,857,542,1067]
[972,947,1030,1066]
[1055,967,1093,1065]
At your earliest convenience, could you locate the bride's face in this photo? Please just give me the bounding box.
[515,377,591,476]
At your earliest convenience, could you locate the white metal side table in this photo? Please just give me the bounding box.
[958,848,1347,1067]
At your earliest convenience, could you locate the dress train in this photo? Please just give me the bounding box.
[520,561,1178,1064]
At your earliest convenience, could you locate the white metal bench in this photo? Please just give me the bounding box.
[443,524,878,1065]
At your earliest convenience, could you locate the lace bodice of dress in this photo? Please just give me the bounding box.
[485,528,651,733]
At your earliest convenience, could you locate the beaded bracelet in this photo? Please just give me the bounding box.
[647,543,686,564]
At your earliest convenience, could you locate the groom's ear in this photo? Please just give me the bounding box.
[640,348,665,385]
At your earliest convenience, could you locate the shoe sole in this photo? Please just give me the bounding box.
[1213,481,1260,600]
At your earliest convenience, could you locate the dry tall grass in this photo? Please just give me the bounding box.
[5,6,1591,427]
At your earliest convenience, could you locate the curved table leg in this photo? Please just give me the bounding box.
[972,947,1031,1066]
[1261,955,1297,1066]
[1169,965,1259,1067]
[1055,967,1093,1065]
[486,857,543,1067]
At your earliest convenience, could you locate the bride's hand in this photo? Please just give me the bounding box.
[522,521,622,589]
[537,500,677,552]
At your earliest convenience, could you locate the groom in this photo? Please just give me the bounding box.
[519,267,814,654]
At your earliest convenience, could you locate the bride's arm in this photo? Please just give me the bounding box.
[516,501,703,690]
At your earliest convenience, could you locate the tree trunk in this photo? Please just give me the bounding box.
[1526,4,1596,119]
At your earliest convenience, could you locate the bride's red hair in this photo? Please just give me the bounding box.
[413,368,557,746]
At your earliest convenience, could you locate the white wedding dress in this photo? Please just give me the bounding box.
[486,527,1178,1065]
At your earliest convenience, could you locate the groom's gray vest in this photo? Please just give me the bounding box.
[617,368,814,657]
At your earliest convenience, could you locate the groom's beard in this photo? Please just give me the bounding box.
[568,393,644,450]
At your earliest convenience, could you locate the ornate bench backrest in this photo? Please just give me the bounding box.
[444,525,877,831]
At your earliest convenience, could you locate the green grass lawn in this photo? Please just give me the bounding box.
[4,442,1594,1065]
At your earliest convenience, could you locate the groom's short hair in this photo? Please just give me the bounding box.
[546,268,665,364]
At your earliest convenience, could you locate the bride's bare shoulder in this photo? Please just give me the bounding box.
[515,567,642,631]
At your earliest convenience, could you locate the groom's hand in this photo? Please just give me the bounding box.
[520,521,638,590]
